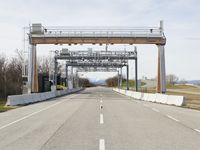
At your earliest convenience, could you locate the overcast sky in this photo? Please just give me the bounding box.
[0,0,200,80]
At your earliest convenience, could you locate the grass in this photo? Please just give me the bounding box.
[167,84,197,89]
[121,80,146,90]
[0,99,14,112]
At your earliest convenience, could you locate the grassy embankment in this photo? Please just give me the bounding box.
[0,99,14,112]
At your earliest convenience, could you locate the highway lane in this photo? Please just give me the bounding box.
[0,87,199,150]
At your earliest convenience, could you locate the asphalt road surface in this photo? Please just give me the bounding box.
[0,87,200,150]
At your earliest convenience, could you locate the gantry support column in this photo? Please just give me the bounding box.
[66,65,68,89]
[120,67,122,88]
[76,71,79,88]
[134,46,138,92]
[71,66,74,89]
[117,70,120,89]
[157,45,166,93]
[54,58,58,87]
[126,65,129,90]
[29,44,38,93]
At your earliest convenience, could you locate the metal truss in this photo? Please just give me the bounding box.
[76,67,118,72]
[55,49,136,61]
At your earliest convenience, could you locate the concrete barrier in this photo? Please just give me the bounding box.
[112,88,185,106]
[155,93,168,104]
[6,88,83,106]
[147,93,156,102]
[141,93,149,101]
[166,95,185,106]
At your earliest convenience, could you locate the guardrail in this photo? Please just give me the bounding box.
[113,88,185,106]
[6,88,83,106]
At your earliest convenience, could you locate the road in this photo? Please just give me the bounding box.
[0,87,200,150]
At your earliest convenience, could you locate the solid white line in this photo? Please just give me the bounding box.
[151,108,160,112]
[0,94,78,130]
[99,139,105,150]
[100,114,104,124]
[194,129,200,133]
[166,115,179,122]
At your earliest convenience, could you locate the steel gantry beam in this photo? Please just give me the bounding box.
[55,49,136,61]
[28,21,166,93]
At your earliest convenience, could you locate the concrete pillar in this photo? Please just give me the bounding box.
[157,45,166,93]
[28,44,38,93]
[126,65,129,90]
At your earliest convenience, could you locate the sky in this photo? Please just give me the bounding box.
[0,0,200,81]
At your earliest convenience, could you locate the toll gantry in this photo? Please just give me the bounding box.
[54,49,137,90]
[28,21,166,93]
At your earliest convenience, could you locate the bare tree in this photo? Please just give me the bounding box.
[0,52,22,99]
[166,74,179,85]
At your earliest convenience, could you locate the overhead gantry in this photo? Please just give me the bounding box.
[54,49,137,90]
[28,21,166,93]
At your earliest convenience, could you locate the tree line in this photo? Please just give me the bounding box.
[0,54,22,99]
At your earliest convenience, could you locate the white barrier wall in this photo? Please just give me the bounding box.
[6,88,83,106]
[113,88,185,106]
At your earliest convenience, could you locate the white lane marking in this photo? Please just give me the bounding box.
[151,108,160,112]
[0,94,78,130]
[194,129,200,133]
[99,139,105,150]
[166,115,180,122]
[100,114,104,124]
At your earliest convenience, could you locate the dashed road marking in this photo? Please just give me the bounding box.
[100,114,104,124]
[166,115,179,122]
[99,139,105,150]
[194,129,200,133]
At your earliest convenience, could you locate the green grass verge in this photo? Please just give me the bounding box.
[167,84,197,89]
[121,80,146,90]
[0,99,14,112]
